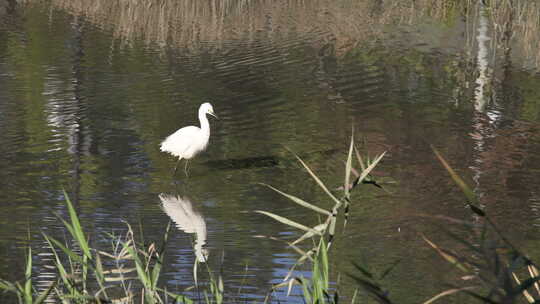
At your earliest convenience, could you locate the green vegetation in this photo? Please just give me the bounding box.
[0,133,385,303]
[0,189,193,303]
[257,132,385,303]
[418,146,540,303]
[1,135,540,303]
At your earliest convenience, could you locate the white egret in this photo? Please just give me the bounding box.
[160,102,217,175]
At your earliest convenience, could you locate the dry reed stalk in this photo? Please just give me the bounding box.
[19,0,540,70]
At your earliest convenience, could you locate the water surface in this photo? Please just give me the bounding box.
[1,0,540,302]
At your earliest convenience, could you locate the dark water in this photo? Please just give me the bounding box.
[1,0,540,302]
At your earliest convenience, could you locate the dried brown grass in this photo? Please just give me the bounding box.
[19,0,540,69]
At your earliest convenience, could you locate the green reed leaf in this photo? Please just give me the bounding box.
[431,146,477,205]
[287,148,342,207]
[158,288,193,304]
[255,211,322,236]
[124,245,152,290]
[260,183,331,216]
[62,190,92,259]
[356,151,386,187]
[42,234,78,294]
[354,145,367,172]
[422,235,470,273]
[24,248,32,304]
[291,223,328,246]
[345,132,354,198]
[44,234,95,273]
[0,279,16,292]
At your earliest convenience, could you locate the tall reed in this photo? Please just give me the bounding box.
[257,132,386,302]
[20,0,540,69]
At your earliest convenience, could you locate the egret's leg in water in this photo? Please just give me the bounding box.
[173,158,182,175]
[184,160,190,177]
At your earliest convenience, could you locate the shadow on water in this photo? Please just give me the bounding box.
[203,148,340,171]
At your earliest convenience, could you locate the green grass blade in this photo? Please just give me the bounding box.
[254,235,315,265]
[94,251,109,299]
[82,253,88,292]
[351,288,359,304]
[288,149,342,207]
[95,252,104,282]
[204,290,210,304]
[24,248,32,304]
[354,145,367,172]
[218,275,224,304]
[0,279,17,292]
[15,282,24,300]
[260,183,331,216]
[255,211,322,235]
[123,245,151,289]
[151,222,171,290]
[345,132,354,198]
[431,146,477,205]
[343,133,355,230]
[319,240,329,290]
[422,235,470,273]
[356,152,386,186]
[44,233,96,274]
[291,223,328,246]
[62,190,92,259]
[42,234,79,296]
[300,277,312,304]
[289,246,315,264]
[54,216,77,245]
[311,240,329,302]
[151,257,162,290]
[157,288,193,304]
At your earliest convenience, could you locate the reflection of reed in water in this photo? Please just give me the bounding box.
[159,193,208,263]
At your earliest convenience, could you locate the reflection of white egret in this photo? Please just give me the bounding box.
[160,103,218,175]
[159,193,209,262]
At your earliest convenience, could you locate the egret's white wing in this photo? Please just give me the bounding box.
[160,126,200,156]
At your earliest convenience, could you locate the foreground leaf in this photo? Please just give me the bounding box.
[422,235,470,273]
[431,146,477,205]
[260,183,331,216]
[255,211,322,236]
[287,148,342,207]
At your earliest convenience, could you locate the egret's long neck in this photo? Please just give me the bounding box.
[199,111,210,135]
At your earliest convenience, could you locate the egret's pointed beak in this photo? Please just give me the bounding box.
[208,110,218,119]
